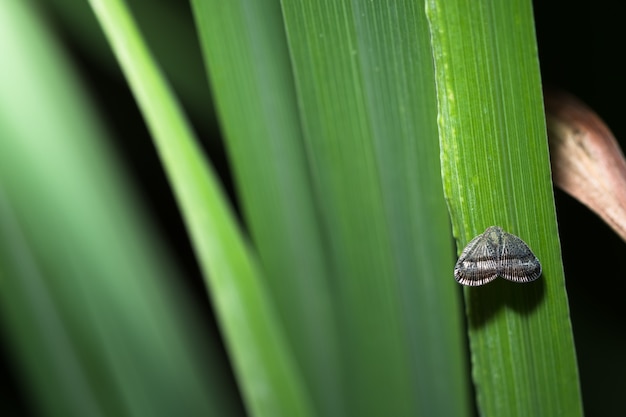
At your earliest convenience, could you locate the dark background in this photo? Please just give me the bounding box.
[3,1,625,416]
[535,2,626,416]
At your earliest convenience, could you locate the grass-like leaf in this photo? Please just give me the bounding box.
[0,1,239,416]
[280,1,470,416]
[40,0,213,121]
[426,0,583,415]
[190,1,344,416]
[86,0,313,416]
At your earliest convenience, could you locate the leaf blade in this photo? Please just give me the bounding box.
[190,1,345,414]
[0,1,241,416]
[426,0,583,415]
[281,1,471,416]
[86,0,314,416]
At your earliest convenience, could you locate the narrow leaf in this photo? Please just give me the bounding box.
[190,1,345,415]
[0,1,239,416]
[281,1,470,416]
[86,0,313,416]
[426,0,583,415]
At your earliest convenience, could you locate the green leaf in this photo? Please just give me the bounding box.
[85,0,313,416]
[426,0,583,415]
[39,0,214,123]
[190,1,344,416]
[280,1,471,416]
[0,1,239,416]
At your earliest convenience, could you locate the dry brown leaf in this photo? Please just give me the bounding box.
[546,90,626,242]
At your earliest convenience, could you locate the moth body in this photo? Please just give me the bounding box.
[454,226,542,286]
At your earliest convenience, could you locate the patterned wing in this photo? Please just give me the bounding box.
[499,232,542,283]
[454,232,499,286]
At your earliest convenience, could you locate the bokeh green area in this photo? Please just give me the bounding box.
[0,1,242,416]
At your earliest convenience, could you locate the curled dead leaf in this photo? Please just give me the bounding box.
[545,90,626,242]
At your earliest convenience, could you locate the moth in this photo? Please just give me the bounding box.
[454,226,542,286]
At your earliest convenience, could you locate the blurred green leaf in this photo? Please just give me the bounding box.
[38,0,214,125]
[0,1,241,416]
[86,0,314,416]
[279,1,471,416]
[190,1,344,416]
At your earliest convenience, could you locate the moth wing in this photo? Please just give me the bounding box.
[499,232,542,283]
[454,233,499,286]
